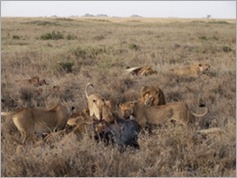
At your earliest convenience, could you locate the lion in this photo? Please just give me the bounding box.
[140,85,166,106]
[15,76,48,87]
[37,79,48,87]
[126,65,157,76]
[119,101,208,129]
[170,63,210,77]
[85,83,111,121]
[101,100,116,123]
[70,108,90,120]
[65,101,115,136]
[28,76,40,85]
[1,104,74,144]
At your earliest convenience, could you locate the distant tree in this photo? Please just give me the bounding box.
[84,13,94,17]
[130,14,142,18]
[207,14,211,19]
[96,14,108,17]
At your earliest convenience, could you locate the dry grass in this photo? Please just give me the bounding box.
[1,17,236,177]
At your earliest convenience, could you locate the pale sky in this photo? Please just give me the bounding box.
[1,1,236,19]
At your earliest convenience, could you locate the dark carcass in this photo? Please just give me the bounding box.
[94,118,140,151]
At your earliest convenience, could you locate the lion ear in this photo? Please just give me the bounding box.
[145,91,150,95]
[141,86,149,92]
[105,100,112,108]
[128,102,135,107]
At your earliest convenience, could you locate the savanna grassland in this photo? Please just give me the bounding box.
[1,17,236,177]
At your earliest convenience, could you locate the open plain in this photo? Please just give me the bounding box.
[1,17,236,176]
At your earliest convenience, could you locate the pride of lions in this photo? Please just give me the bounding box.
[2,63,218,151]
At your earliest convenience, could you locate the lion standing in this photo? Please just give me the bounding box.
[1,104,73,144]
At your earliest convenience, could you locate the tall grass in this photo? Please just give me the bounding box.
[1,17,236,177]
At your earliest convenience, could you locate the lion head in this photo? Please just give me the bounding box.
[198,63,210,72]
[140,86,166,106]
[119,101,135,119]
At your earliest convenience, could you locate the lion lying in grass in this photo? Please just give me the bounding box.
[170,63,210,77]
[1,104,74,144]
[140,85,166,106]
[126,65,157,76]
[15,76,48,87]
[119,101,208,129]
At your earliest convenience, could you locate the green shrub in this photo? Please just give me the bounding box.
[58,61,74,73]
[199,36,207,40]
[128,43,140,51]
[12,35,20,40]
[24,20,60,26]
[223,45,232,52]
[66,34,77,40]
[40,31,64,40]
[209,20,229,25]
[72,46,107,59]
[72,47,87,59]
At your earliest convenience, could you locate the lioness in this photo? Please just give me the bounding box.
[126,65,157,76]
[119,101,208,129]
[85,83,106,120]
[140,85,166,106]
[101,100,116,123]
[170,63,210,77]
[1,104,74,144]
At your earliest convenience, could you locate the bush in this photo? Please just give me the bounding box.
[128,43,140,51]
[199,36,208,40]
[223,45,232,53]
[58,61,74,73]
[66,34,77,40]
[40,31,64,40]
[12,35,20,40]
[209,20,229,25]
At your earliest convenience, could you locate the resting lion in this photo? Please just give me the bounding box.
[1,104,74,144]
[15,76,48,87]
[126,65,157,76]
[140,85,166,106]
[119,101,208,129]
[170,63,210,77]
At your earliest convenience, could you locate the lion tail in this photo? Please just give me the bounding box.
[125,66,142,74]
[190,106,208,117]
[85,82,94,99]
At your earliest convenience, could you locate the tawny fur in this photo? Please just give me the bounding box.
[1,104,73,144]
[140,85,166,106]
[119,101,208,128]
[85,82,106,120]
[170,63,210,77]
[126,65,157,76]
